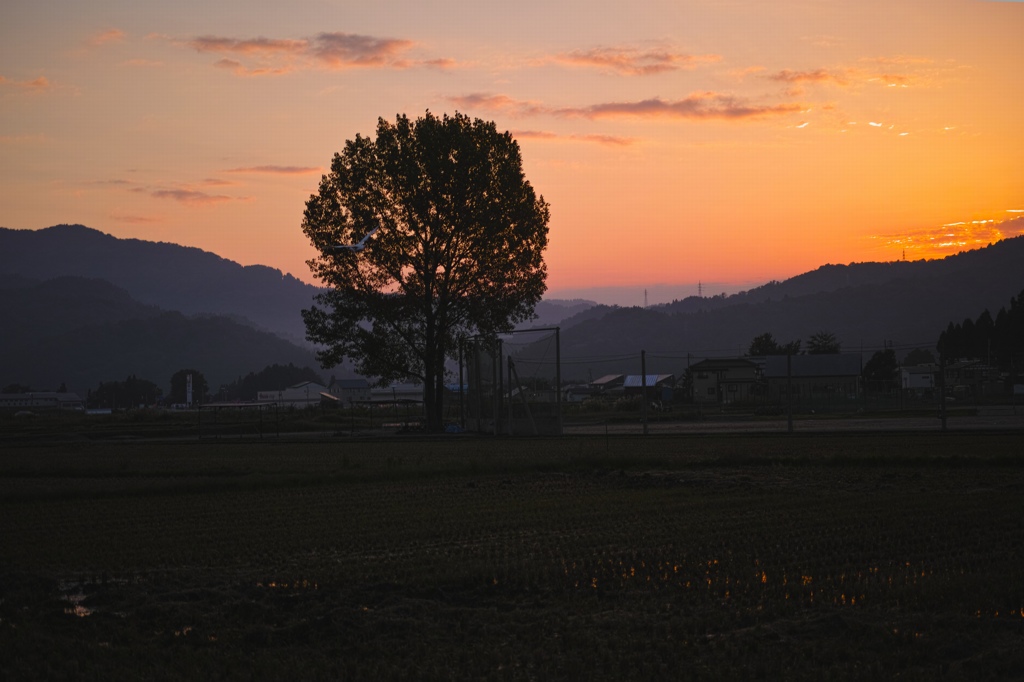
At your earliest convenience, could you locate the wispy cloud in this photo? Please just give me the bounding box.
[131,186,235,206]
[448,93,547,118]
[225,165,322,175]
[183,32,442,75]
[769,69,850,86]
[452,92,802,122]
[110,212,160,224]
[560,93,806,121]
[89,28,125,46]
[0,75,52,92]
[511,130,637,146]
[553,46,720,76]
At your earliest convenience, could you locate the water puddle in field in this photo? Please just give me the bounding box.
[58,576,138,619]
[59,581,93,618]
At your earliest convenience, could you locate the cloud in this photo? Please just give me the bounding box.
[448,93,547,118]
[0,75,52,92]
[310,32,414,68]
[110,212,160,224]
[873,216,1024,259]
[190,35,308,56]
[213,58,291,77]
[185,31,428,74]
[452,91,803,122]
[511,130,637,146]
[225,165,323,175]
[768,69,850,86]
[89,28,125,46]
[553,47,720,76]
[764,65,925,91]
[132,187,234,206]
[559,93,806,121]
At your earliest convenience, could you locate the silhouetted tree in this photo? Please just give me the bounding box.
[863,349,899,382]
[748,332,801,356]
[90,375,162,409]
[807,330,841,354]
[169,369,208,405]
[903,348,936,366]
[302,112,549,431]
[2,383,32,394]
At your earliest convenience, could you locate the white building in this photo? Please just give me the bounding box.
[257,381,329,408]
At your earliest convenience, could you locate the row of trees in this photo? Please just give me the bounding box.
[747,330,842,356]
[937,287,1024,368]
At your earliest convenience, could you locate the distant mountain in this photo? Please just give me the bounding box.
[0,224,320,344]
[0,276,318,393]
[516,236,1024,379]
[527,299,598,329]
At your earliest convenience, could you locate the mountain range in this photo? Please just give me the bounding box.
[521,233,1024,379]
[2,223,1022,393]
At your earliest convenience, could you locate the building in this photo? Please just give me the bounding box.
[328,378,372,405]
[0,391,85,412]
[257,381,329,408]
[589,374,625,396]
[943,360,999,399]
[763,354,862,404]
[690,358,760,404]
[901,364,938,396]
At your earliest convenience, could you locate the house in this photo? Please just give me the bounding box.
[589,374,625,396]
[943,360,999,399]
[257,381,329,408]
[690,357,760,404]
[622,374,675,402]
[763,354,862,403]
[564,384,599,403]
[329,378,372,405]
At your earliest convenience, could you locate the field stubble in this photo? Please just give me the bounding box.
[1,433,1022,680]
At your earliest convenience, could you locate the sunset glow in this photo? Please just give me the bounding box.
[1,0,1021,302]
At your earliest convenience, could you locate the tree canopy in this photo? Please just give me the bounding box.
[169,369,207,406]
[302,112,550,430]
[807,330,841,354]
[862,349,899,382]
[748,332,801,356]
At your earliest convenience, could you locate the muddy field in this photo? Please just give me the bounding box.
[2,433,1022,680]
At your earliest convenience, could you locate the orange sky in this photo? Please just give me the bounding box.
[1,0,1021,304]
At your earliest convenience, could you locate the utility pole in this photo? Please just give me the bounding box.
[787,352,793,434]
[641,350,648,436]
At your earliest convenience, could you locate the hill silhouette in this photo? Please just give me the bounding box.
[517,235,1024,379]
[0,224,319,344]
[0,276,318,394]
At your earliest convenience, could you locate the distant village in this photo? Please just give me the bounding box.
[1,352,1011,421]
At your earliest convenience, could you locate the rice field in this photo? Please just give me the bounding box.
[1,433,1022,680]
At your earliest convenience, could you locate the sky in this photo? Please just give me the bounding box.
[1,0,1022,306]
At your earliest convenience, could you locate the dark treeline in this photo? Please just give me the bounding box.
[89,375,163,409]
[937,287,1024,367]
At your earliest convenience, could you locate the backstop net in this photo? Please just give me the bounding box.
[463,327,561,435]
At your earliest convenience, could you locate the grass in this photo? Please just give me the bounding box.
[2,433,1023,680]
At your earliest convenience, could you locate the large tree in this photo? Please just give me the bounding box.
[807,330,841,354]
[302,112,550,431]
